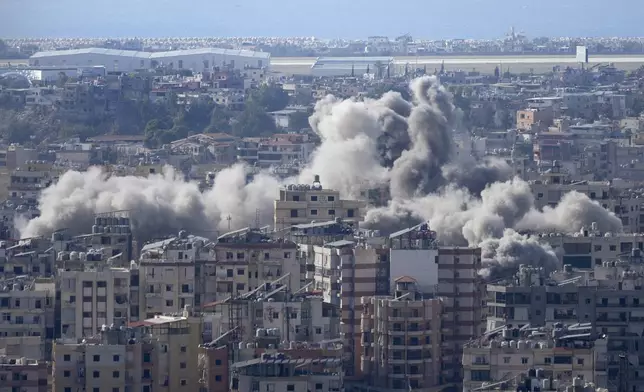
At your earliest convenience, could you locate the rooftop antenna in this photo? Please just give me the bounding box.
[226,215,232,231]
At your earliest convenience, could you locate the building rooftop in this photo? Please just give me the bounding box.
[465,323,601,350]
[128,314,186,327]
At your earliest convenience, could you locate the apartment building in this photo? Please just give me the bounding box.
[358,278,443,392]
[53,215,135,270]
[516,107,554,132]
[0,276,55,360]
[2,238,54,278]
[540,230,644,269]
[462,324,608,392]
[199,335,343,392]
[528,167,641,232]
[54,308,201,392]
[0,356,48,392]
[59,265,141,339]
[485,260,644,392]
[436,246,484,383]
[339,241,390,377]
[274,176,366,229]
[139,232,210,317]
[212,228,301,302]
[8,160,57,204]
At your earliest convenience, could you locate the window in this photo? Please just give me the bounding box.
[328,209,336,216]
[35,300,42,309]
[182,284,190,293]
[97,281,107,288]
[521,357,529,364]
[180,362,187,369]
[63,370,71,377]
[292,195,300,201]
[65,388,72,392]
[93,370,100,378]
[215,359,222,365]
[578,358,585,365]
[180,346,187,353]
[284,252,291,259]
[83,281,93,288]
[93,388,100,392]
[310,209,318,216]
[236,283,245,291]
[226,269,233,277]
[347,209,355,218]
[180,380,187,386]
[287,385,295,391]
[113,371,119,378]
[166,284,173,292]
[166,300,173,307]
[93,355,100,362]
[310,195,318,201]
[63,354,71,361]
[290,209,298,218]
[315,327,322,334]
[113,355,120,362]
[327,196,335,202]
[316,383,323,390]
[545,357,552,364]
[237,268,245,275]
[503,357,510,363]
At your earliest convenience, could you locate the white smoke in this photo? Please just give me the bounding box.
[19,76,623,279]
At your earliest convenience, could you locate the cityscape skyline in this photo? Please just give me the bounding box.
[1,0,643,39]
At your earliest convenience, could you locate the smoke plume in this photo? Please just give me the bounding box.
[20,165,280,243]
[19,76,624,279]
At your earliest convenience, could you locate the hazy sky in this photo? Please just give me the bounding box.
[1,0,642,39]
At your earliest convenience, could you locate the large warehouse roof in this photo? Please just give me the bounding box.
[31,47,271,60]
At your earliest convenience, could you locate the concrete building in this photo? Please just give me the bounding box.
[0,356,48,392]
[139,232,214,316]
[59,265,140,339]
[202,274,339,346]
[30,47,270,72]
[539,230,644,270]
[359,278,444,392]
[436,246,484,383]
[484,259,644,392]
[274,176,366,229]
[7,160,57,204]
[0,276,55,360]
[212,228,302,301]
[516,107,554,132]
[462,324,608,392]
[53,308,201,392]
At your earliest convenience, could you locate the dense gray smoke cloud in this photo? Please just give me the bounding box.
[20,76,623,279]
[479,229,559,280]
[19,165,280,243]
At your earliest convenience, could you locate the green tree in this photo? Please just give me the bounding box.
[249,84,290,112]
[232,102,276,137]
[205,106,233,133]
[56,72,69,88]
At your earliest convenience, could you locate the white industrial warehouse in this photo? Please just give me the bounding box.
[29,47,271,72]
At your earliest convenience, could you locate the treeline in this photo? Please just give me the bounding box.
[0,83,313,147]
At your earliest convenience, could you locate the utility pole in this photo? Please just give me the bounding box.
[226,215,232,231]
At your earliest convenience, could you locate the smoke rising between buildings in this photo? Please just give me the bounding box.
[18,76,623,278]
